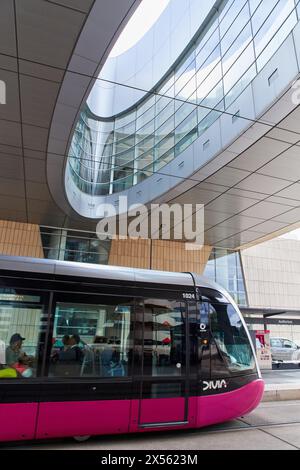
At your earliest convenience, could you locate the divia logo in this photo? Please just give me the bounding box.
[202,380,228,391]
[0,80,6,105]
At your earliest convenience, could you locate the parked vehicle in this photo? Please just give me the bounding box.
[270,337,300,363]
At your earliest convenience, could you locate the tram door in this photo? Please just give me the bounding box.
[137,298,190,427]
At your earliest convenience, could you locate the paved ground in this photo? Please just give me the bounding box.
[4,400,300,450]
[262,369,300,385]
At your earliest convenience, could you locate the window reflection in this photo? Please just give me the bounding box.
[0,290,46,379]
[143,300,186,376]
[210,302,255,372]
[49,299,133,378]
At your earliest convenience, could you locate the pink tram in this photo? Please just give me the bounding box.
[0,256,264,442]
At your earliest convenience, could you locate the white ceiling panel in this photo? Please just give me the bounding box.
[0,177,25,198]
[279,106,300,134]
[22,124,49,152]
[205,225,243,240]
[204,210,234,226]
[257,146,300,182]
[273,207,300,224]
[228,138,290,172]
[0,144,22,156]
[23,149,46,160]
[267,195,300,207]
[227,187,268,201]
[0,121,22,147]
[0,194,26,212]
[19,59,64,83]
[0,0,17,56]
[20,75,60,127]
[25,182,53,202]
[27,199,63,216]
[276,183,300,201]
[45,0,94,13]
[217,230,268,247]
[205,167,250,187]
[0,54,18,72]
[16,0,85,68]
[24,158,47,183]
[267,127,300,144]
[216,215,265,231]
[248,220,288,234]
[242,201,292,219]
[0,153,24,180]
[173,186,221,205]
[205,193,258,214]
[235,173,290,194]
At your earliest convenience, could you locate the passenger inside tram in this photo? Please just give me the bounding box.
[0,333,34,378]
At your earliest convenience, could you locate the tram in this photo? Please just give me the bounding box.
[0,256,264,442]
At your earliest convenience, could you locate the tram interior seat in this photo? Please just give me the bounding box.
[80,344,126,377]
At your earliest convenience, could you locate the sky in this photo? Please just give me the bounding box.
[110,0,171,57]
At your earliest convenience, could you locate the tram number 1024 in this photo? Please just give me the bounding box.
[182,293,195,300]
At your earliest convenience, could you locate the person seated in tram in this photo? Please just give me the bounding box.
[50,334,70,363]
[53,334,84,377]
[5,333,34,378]
[69,334,84,362]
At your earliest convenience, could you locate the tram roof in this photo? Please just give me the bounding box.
[0,255,219,291]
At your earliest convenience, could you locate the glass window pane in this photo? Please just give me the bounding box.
[221,2,250,57]
[155,98,175,129]
[219,0,248,39]
[223,42,255,96]
[155,135,175,161]
[195,24,220,71]
[222,23,253,75]
[256,6,297,71]
[142,299,186,377]
[0,289,47,379]
[210,302,255,373]
[175,109,197,143]
[49,297,134,378]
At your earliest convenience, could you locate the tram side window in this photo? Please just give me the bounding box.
[142,299,186,377]
[0,289,46,379]
[49,298,133,378]
[209,302,256,374]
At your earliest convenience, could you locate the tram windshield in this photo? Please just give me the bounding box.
[209,302,256,373]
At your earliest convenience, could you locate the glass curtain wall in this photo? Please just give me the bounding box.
[204,248,248,306]
[40,226,111,265]
[68,0,300,196]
